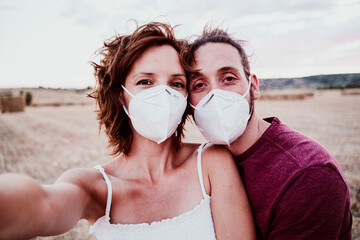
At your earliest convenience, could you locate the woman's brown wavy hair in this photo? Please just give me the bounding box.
[89,22,191,156]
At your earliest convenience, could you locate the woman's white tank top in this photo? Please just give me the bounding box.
[89,143,216,240]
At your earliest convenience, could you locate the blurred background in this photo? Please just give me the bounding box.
[0,0,359,88]
[0,0,359,239]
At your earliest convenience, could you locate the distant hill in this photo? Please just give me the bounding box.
[259,73,360,90]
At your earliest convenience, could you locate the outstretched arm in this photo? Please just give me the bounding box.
[0,169,91,240]
[203,145,256,240]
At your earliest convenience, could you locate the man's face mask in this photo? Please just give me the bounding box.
[191,77,252,145]
[122,85,187,144]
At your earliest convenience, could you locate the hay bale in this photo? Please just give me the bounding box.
[0,96,25,113]
[260,92,314,101]
[342,89,360,96]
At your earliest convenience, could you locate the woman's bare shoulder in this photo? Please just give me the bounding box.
[203,144,233,161]
[201,144,236,174]
[56,167,100,183]
[179,143,233,166]
[55,166,107,196]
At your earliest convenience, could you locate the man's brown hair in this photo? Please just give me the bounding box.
[183,27,251,79]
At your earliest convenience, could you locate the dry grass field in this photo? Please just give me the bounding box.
[0,88,359,239]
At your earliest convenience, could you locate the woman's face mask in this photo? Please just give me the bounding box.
[122,85,187,144]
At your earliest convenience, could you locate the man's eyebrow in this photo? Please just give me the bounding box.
[218,66,240,75]
[189,71,204,80]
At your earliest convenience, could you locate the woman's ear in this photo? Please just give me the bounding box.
[250,74,260,100]
[119,92,125,105]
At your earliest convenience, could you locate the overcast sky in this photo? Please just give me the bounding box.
[1,0,359,88]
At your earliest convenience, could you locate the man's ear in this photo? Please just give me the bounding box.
[250,74,260,100]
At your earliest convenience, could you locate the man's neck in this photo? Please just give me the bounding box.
[227,112,271,156]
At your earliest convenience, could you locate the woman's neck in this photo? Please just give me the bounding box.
[120,134,176,183]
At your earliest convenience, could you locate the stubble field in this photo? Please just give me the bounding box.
[0,88,359,239]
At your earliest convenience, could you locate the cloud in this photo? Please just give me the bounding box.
[0,0,359,87]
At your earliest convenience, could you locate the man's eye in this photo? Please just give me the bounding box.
[224,76,235,82]
[194,82,205,90]
[136,79,152,85]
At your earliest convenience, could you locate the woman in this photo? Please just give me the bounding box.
[0,22,255,240]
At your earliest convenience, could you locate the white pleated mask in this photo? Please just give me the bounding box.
[191,78,252,145]
[122,85,187,144]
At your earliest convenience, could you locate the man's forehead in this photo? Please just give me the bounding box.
[191,43,245,79]
[193,43,242,67]
[194,42,240,57]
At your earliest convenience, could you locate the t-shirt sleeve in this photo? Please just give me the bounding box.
[268,166,352,240]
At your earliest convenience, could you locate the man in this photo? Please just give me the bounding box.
[184,28,352,239]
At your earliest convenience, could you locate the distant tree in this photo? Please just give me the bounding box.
[25,92,33,106]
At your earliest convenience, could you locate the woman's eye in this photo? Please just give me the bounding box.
[171,82,185,88]
[136,79,152,85]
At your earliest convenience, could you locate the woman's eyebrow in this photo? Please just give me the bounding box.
[172,73,186,77]
[131,72,154,79]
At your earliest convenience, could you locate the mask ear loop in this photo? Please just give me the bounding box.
[121,85,135,98]
[246,75,253,119]
[242,74,252,97]
[121,85,136,121]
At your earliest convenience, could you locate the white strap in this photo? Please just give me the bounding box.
[94,165,112,220]
[197,143,208,198]
[243,74,252,97]
[121,85,135,98]
[122,105,136,122]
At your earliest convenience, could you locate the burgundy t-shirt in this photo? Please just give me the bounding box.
[235,117,352,239]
